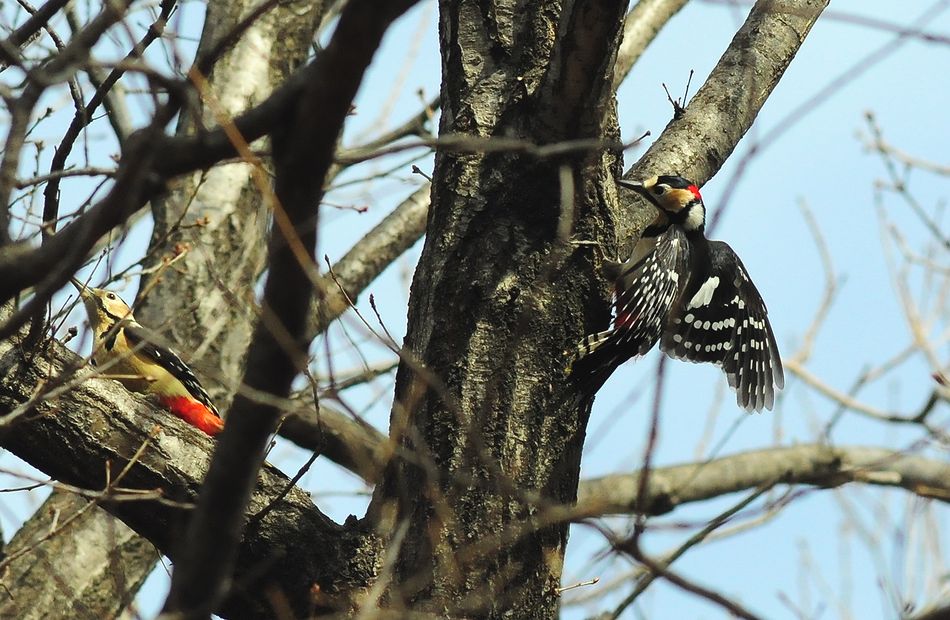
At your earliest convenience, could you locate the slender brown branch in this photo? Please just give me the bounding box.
[163,0,421,615]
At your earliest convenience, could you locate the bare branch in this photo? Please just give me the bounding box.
[577,445,950,516]
[164,0,421,615]
[0,0,71,66]
[626,0,829,187]
[0,333,360,619]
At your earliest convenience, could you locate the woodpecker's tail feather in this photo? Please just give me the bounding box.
[566,333,636,399]
[577,329,613,359]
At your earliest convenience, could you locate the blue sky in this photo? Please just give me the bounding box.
[2,0,948,617]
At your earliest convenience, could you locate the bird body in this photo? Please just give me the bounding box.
[71,279,224,436]
[577,175,784,412]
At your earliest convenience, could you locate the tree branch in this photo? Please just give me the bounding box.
[0,335,356,619]
[163,0,420,615]
[280,399,950,516]
[0,491,157,620]
[625,0,829,189]
[2,0,72,54]
[577,445,950,516]
[281,397,388,484]
[309,183,430,339]
[613,0,690,90]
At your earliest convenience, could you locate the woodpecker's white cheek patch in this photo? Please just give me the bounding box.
[687,276,720,309]
[683,204,705,231]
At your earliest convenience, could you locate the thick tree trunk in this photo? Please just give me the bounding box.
[370,1,628,617]
[0,492,157,620]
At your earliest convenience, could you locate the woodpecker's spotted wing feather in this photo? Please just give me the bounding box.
[122,324,221,417]
[660,241,784,411]
[574,174,784,411]
[577,226,688,369]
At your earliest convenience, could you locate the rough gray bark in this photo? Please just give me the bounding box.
[0,335,367,619]
[368,0,629,616]
[0,492,157,620]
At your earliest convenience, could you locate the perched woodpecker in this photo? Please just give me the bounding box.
[577,175,784,411]
[70,279,224,435]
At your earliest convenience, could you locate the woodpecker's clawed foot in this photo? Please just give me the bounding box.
[601,258,625,281]
[570,238,628,284]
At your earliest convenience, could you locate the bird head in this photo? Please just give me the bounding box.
[619,174,705,232]
[70,278,135,332]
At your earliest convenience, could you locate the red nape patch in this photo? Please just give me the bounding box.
[688,184,702,201]
[158,396,224,436]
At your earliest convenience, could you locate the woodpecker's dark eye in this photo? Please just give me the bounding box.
[106,293,116,300]
[652,186,666,195]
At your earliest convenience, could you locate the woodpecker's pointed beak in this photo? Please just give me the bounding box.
[618,179,652,201]
[617,179,645,192]
[618,178,661,208]
[70,277,90,299]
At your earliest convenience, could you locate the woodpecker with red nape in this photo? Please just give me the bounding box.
[71,279,224,436]
[576,175,784,411]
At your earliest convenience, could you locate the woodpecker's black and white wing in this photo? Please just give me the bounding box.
[576,226,689,371]
[660,241,784,411]
[123,324,221,417]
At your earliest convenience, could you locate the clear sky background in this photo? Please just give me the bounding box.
[1,0,948,618]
